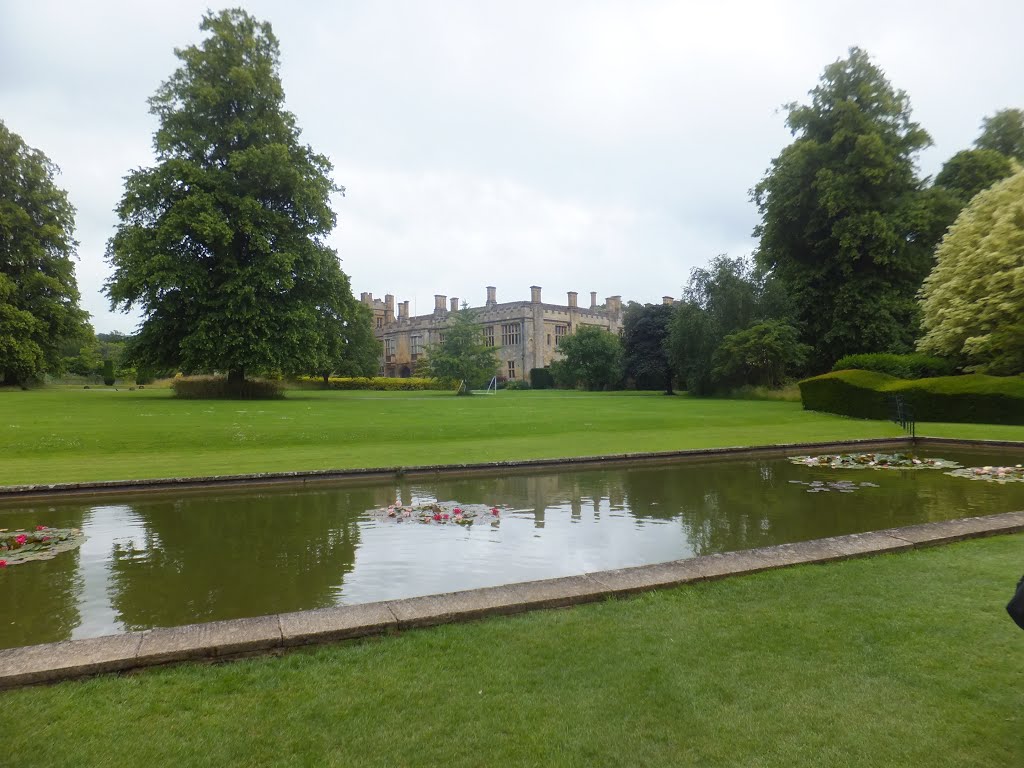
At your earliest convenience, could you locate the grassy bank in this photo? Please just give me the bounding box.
[0,387,917,485]
[2,534,1021,767]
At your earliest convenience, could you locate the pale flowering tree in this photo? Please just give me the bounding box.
[917,168,1024,374]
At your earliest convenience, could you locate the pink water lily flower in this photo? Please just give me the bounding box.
[35,525,46,531]
[15,535,27,546]
[0,560,6,568]
[491,507,500,516]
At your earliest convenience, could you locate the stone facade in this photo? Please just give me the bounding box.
[361,286,625,379]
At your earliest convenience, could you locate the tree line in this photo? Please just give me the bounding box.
[3,15,1021,394]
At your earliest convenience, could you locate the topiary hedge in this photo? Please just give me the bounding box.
[529,367,554,389]
[831,353,956,379]
[171,376,285,400]
[800,370,1024,424]
[298,376,447,391]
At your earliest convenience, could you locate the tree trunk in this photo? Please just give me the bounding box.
[227,367,245,396]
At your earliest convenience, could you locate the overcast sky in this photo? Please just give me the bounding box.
[3,0,1022,332]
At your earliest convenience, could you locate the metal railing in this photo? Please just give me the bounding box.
[888,395,916,439]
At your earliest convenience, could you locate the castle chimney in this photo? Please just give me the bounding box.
[402,300,410,320]
[606,295,622,315]
[590,291,598,309]
[450,297,459,313]
[398,301,408,321]
[567,291,577,308]
[530,285,542,304]
[434,294,447,313]
[385,294,396,324]
[486,286,496,306]
[662,296,674,305]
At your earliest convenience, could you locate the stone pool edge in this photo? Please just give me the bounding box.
[2,510,1022,690]
[0,436,981,500]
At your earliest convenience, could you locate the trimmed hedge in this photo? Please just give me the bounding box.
[529,367,555,389]
[799,370,1024,424]
[831,353,956,379]
[171,376,285,400]
[299,376,448,391]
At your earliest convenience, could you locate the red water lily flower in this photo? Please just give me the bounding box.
[0,560,6,568]
[36,525,46,531]
[453,508,461,514]
[15,535,27,545]
[41,537,50,542]
[491,507,500,516]
[432,513,442,522]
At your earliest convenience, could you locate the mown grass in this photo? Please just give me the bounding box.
[2,534,1021,767]
[0,387,919,485]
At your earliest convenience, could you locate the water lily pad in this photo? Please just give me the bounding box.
[366,502,503,525]
[789,453,961,470]
[945,465,1024,483]
[0,527,85,567]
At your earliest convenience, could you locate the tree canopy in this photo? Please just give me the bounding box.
[104,9,354,391]
[752,47,935,370]
[934,148,1015,205]
[917,168,1024,375]
[975,108,1024,162]
[551,325,623,391]
[621,302,675,393]
[0,120,89,385]
[424,308,498,393]
[667,255,789,394]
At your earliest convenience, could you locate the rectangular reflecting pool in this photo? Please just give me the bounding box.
[2,446,1024,649]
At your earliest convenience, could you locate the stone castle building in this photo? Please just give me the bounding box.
[360,286,626,380]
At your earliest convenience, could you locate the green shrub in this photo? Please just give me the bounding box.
[297,376,447,391]
[831,353,956,379]
[504,379,530,390]
[529,367,555,389]
[171,376,285,400]
[799,370,1024,424]
[102,360,115,386]
[799,370,895,419]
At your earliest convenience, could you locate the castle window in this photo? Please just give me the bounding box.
[483,326,495,347]
[507,360,516,379]
[437,332,446,345]
[554,325,568,346]
[501,323,521,346]
[410,335,423,358]
[375,316,383,329]
[385,337,395,361]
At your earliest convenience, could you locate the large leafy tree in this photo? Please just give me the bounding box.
[975,108,1024,162]
[711,320,809,390]
[0,120,89,385]
[753,48,935,370]
[551,325,623,391]
[621,302,675,394]
[105,9,352,392]
[917,169,1024,375]
[425,308,498,394]
[667,255,788,394]
[934,148,1015,205]
[314,297,381,382]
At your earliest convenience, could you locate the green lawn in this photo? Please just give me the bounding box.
[0,387,921,485]
[2,534,1021,767]
[3,386,1022,486]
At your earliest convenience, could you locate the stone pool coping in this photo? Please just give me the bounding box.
[7,435,1023,501]
[2,510,1022,690]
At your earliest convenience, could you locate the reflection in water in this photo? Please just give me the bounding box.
[1,448,1023,648]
